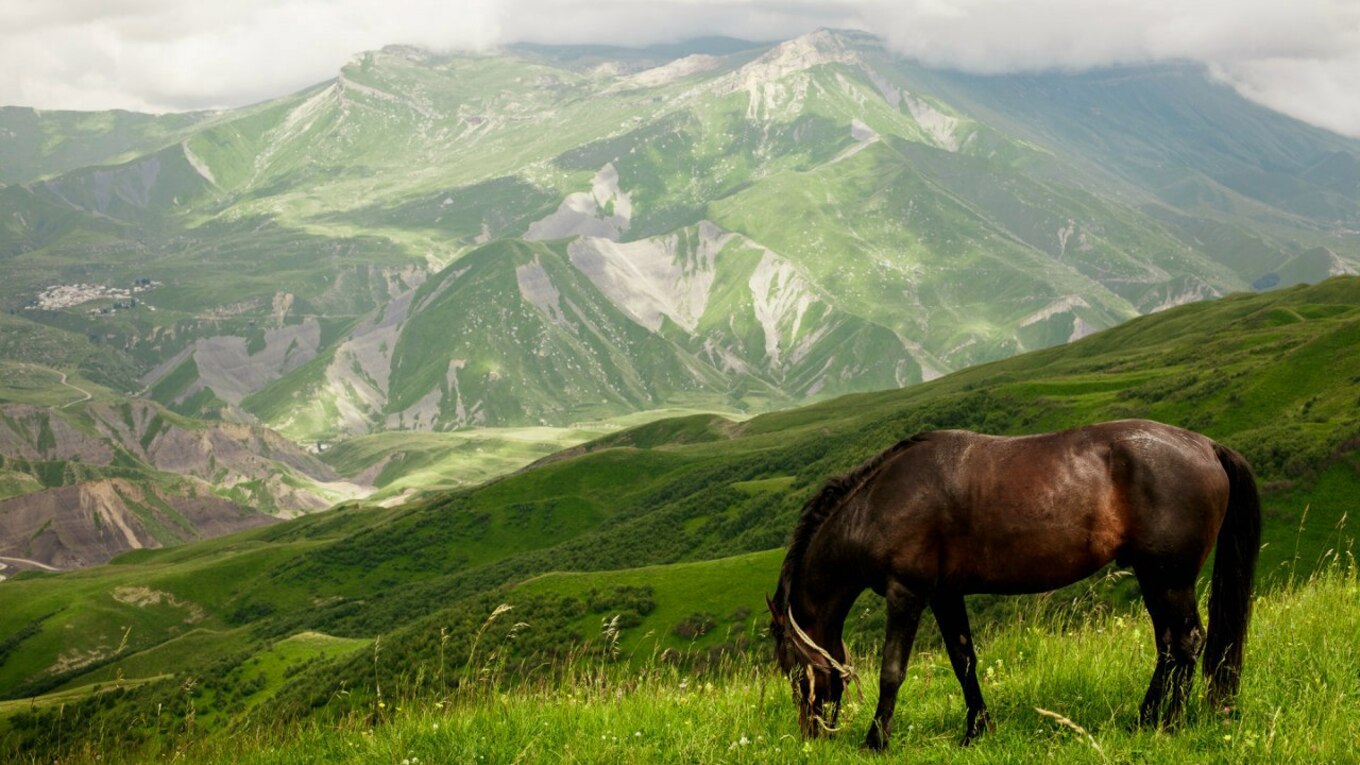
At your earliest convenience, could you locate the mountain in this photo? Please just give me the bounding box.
[3,31,1357,446]
[0,394,368,571]
[1,277,1356,760]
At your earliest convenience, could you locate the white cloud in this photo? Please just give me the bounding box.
[1,0,1358,137]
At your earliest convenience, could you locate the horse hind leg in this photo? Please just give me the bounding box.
[932,593,993,745]
[1160,586,1205,728]
[1137,572,1205,730]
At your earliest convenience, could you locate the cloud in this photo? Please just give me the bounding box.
[1,0,1358,137]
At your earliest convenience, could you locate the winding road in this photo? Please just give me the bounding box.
[56,370,93,408]
[10,363,92,408]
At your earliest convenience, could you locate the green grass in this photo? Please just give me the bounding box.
[318,408,735,498]
[2,279,1358,760]
[27,563,1360,764]
[517,549,781,654]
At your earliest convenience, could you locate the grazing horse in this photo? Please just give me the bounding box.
[767,419,1260,750]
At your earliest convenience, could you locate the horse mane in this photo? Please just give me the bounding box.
[775,433,931,611]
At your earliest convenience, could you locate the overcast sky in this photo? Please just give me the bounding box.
[2,0,1358,137]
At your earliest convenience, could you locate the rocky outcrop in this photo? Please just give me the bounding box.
[0,478,274,571]
[0,399,370,571]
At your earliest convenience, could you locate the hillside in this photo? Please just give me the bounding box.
[3,32,1358,442]
[17,564,1356,764]
[4,31,1359,569]
[0,370,369,572]
[1,278,1356,760]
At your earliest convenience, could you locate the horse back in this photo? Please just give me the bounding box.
[858,420,1230,594]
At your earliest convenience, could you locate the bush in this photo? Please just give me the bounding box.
[673,612,717,640]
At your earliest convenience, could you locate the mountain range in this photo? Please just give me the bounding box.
[1,29,1359,568]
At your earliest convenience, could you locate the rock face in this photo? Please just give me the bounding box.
[0,479,274,572]
[0,400,369,571]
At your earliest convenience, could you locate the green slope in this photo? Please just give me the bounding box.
[2,278,1357,761]
[6,31,1359,443]
[0,107,212,186]
[112,569,1360,765]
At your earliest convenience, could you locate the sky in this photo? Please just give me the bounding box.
[2,0,1358,138]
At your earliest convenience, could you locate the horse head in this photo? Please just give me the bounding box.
[768,594,853,737]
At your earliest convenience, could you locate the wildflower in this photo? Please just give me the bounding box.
[634,731,642,738]
[740,735,751,746]
[432,723,439,731]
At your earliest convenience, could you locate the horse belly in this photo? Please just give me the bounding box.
[945,524,1123,595]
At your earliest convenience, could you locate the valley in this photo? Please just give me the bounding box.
[4,32,1358,572]
[1,28,1359,763]
[0,277,1356,761]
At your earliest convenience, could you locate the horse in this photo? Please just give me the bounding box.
[767,419,1260,750]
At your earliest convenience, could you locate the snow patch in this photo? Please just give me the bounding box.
[1147,285,1220,313]
[1058,220,1076,257]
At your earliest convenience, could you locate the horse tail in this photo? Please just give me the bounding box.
[1203,443,1261,706]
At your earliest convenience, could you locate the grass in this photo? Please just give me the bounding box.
[516,549,781,655]
[29,561,1359,764]
[2,279,1357,759]
[319,407,739,499]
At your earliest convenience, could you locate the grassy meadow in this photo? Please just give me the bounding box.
[2,280,1358,762]
[25,561,1359,765]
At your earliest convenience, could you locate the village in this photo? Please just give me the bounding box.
[24,278,159,315]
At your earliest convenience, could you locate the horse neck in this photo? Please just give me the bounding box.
[787,512,866,653]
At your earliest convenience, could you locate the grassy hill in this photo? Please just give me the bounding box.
[9,560,1358,763]
[1,277,1357,761]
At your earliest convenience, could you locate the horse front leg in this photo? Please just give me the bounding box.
[932,593,994,745]
[863,582,926,752]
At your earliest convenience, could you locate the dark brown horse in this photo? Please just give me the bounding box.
[767,419,1260,750]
